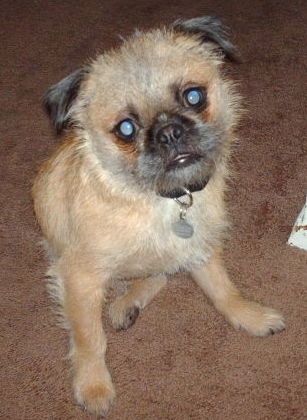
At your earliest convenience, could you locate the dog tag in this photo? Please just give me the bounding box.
[172,218,194,239]
[172,187,194,239]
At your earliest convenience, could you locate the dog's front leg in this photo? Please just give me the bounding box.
[191,252,285,337]
[57,256,115,416]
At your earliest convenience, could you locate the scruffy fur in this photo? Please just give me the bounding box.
[32,17,285,416]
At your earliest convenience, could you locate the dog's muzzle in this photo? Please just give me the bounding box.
[153,120,202,170]
[166,152,202,170]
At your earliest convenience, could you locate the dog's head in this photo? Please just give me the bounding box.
[44,17,240,199]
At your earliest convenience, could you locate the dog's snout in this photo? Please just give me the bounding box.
[155,123,184,145]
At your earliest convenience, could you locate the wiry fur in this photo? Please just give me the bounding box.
[32,17,284,416]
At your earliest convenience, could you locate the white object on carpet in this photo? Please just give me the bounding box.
[288,196,307,251]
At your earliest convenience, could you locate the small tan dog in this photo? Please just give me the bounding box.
[32,17,285,416]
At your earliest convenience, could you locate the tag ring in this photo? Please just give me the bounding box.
[173,187,193,219]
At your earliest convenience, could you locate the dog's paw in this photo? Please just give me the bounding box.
[74,380,115,416]
[109,299,140,330]
[225,299,285,337]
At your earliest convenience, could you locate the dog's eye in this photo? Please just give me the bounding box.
[115,119,136,142]
[182,87,207,110]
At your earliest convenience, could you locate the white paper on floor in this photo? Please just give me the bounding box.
[288,196,307,251]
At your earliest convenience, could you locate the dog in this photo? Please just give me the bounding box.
[32,17,285,416]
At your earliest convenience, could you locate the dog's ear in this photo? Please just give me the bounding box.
[173,16,240,62]
[43,68,88,135]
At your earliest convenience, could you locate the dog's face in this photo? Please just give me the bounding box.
[45,18,240,199]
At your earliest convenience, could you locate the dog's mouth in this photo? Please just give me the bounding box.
[159,179,209,198]
[155,151,210,198]
[166,153,202,171]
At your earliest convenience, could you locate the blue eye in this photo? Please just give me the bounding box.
[187,90,201,105]
[183,87,206,109]
[119,120,134,136]
[115,119,136,141]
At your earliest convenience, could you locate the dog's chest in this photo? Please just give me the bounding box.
[103,198,213,279]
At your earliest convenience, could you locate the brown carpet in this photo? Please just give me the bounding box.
[1,1,306,419]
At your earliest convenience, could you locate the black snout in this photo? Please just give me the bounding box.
[155,123,184,145]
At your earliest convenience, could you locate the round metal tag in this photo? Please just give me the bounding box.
[172,218,194,239]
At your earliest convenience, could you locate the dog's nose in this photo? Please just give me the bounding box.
[155,123,184,145]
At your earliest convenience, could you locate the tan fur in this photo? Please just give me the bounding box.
[32,20,284,416]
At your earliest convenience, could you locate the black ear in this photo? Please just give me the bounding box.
[173,16,240,62]
[43,68,88,135]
